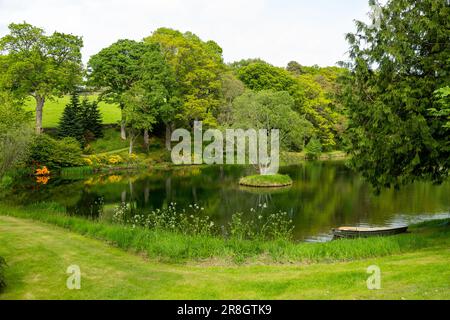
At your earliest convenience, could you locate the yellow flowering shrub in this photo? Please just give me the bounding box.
[83,158,93,166]
[107,175,122,183]
[108,155,123,165]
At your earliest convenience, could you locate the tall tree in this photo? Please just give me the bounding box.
[231,90,314,151]
[121,44,177,153]
[217,72,245,125]
[58,92,84,143]
[236,61,346,149]
[145,28,225,148]
[286,61,304,75]
[344,0,450,189]
[79,98,103,141]
[138,46,178,149]
[87,39,148,140]
[236,61,297,92]
[122,84,158,154]
[0,22,83,134]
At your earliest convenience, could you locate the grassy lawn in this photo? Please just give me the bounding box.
[0,215,448,300]
[24,95,121,128]
[89,127,130,154]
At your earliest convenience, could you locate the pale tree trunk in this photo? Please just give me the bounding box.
[35,95,45,135]
[129,137,134,155]
[165,123,172,151]
[143,129,149,150]
[144,183,149,204]
[120,104,126,140]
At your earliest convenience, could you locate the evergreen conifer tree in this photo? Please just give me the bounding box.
[58,92,84,145]
[80,99,103,140]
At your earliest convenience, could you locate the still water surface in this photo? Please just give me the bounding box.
[7,161,450,241]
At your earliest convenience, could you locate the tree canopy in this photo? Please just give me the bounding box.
[231,90,313,151]
[234,59,347,150]
[0,22,83,134]
[343,0,450,189]
[145,28,225,127]
[87,39,149,139]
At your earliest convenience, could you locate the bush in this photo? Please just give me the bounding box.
[0,94,34,178]
[28,134,83,169]
[0,256,6,291]
[305,137,322,159]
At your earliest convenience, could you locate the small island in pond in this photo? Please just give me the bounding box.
[239,174,293,188]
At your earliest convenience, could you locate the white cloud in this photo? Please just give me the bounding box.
[0,0,372,67]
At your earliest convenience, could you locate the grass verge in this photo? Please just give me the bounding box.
[24,95,121,128]
[0,215,448,299]
[0,203,448,264]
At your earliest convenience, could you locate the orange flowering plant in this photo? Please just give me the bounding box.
[35,166,50,176]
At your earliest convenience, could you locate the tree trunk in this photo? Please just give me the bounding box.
[144,184,149,204]
[165,123,172,151]
[120,104,126,140]
[35,95,45,135]
[144,129,149,150]
[129,137,134,155]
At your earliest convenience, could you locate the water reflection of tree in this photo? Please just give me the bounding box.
[67,191,103,219]
[5,162,450,240]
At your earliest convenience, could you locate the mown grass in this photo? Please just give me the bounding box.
[239,174,293,187]
[88,127,131,154]
[0,255,6,292]
[281,151,348,165]
[0,215,448,299]
[0,203,448,264]
[24,95,121,128]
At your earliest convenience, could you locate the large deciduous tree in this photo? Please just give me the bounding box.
[124,45,178,153]
[0,22,83,134]
[145,28,225,149]
[236,60,345,150]
[231,90,314,151]
[87,39,148,140]
[344,0,450,189]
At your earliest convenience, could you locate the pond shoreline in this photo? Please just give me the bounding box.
[0,203,448,265]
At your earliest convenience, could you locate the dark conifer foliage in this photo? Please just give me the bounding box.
[58,92,104,147]
[58,92,84,145]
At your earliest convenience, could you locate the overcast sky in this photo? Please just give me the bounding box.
[0,0,373,67]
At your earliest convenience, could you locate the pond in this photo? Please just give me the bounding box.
[5,161,450,241]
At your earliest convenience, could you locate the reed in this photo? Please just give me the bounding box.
[60,166,94,179]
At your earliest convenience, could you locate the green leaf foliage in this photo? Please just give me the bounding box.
[231,90,314,151]
[28,134,83,169]
[145,28,225,126]
[58,92,104,146]
[343,0,450,189]
[0,22,83,131]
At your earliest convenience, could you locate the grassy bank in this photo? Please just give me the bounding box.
[0,203,448,264]
[24,95,121,128]
[0,215,449,299]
